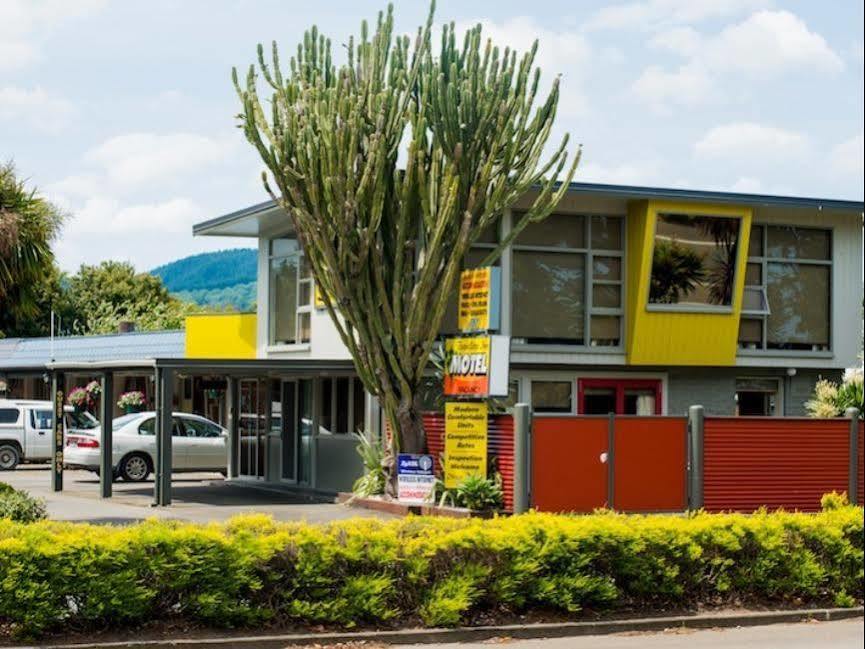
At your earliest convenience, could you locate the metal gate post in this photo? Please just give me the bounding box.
[847,408,860,505]
[153,367,174,506]
[687,405,705,510]
[50,371,65,492]
[99,371,114,498]
[607,412,615,510]
[226,377,239,479]
[512,403,531,514]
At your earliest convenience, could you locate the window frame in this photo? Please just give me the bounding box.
[511,212,625,348]
[734,376,783,417]
[268,238,313,346]
[646,211,744,314]
[738,224,833,355]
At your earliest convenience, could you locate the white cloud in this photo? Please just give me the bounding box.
[82,132,237,187]
[585,0,770,32]
[703,10,843,77]
[72,196,206,235]
[632,63,713,111]
[0,0,106,71]
[729,176,763,193]
[458,17,591,117]
[635,10,842,110]
[577,159,665,186]
[830,133,864,177]
[0,86,76,133]
[694,122,808,160]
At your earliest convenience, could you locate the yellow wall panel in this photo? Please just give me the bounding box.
[625,200,752,366]
[185,313,257,359]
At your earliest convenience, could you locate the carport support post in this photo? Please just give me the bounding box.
[512,403,530,514]
[99,371,113,498]
[50,371,65,492]
[226,377,239,479]
[847,407,860,505]
[687,405,705,510]
[154,367,174,506]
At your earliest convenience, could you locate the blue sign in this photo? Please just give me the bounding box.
[397,453,434,476]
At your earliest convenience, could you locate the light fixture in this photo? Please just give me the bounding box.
[786,367,797,377]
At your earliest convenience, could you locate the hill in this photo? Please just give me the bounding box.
[150,249,257,311]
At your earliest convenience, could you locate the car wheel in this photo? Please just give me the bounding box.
[0,444,21,471]
[119,453,151,482]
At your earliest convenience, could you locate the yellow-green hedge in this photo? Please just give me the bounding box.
[0,504,862,638]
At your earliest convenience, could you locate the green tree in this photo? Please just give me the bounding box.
[0,162,65,338]
[234,2,579,453]
[64,261,196,334]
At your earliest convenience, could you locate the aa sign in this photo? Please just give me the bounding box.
[457,267,501,333]
[443,335,510,397]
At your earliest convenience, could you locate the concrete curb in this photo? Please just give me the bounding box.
[18,607,864,649]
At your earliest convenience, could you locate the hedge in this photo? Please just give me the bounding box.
[0,482,47,524]
[0,501,862,638]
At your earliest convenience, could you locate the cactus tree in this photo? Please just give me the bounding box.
[233,2,579,454]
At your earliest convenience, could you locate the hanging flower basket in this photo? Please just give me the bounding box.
[117,391,146,414]
[67,387,89,413]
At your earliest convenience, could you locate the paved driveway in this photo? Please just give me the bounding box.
[1,465,391,524]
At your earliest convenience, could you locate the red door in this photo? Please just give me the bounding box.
[578,378,662,415]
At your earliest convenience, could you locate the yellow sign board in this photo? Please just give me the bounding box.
[444,401,488,488]
[457,267,501,333]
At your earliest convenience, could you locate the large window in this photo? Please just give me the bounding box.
[738,225,831,352]
[269,238,313,345]
[512,214,624,346]
[649,213,741,309]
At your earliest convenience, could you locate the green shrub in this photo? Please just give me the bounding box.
[0,504,861,639]
[0,484,47,523]
[455,475,503,511]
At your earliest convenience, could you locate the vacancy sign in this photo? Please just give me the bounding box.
[443,335,509,397]
[444,402,488,488]
[457,267,501,333]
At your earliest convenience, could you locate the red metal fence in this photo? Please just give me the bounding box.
[529,414,861,514]
[531,415,687,513]
[703,417,854,512]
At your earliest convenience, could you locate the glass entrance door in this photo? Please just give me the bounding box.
[238,378,265,479]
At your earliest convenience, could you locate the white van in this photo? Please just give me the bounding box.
[0,399,98,471]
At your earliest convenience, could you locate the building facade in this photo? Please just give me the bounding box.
[194,183,863,422]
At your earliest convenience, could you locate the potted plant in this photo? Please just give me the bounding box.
[117,391,146,414]
[67,387,88,413]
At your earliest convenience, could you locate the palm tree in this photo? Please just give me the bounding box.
[0,162,65,336]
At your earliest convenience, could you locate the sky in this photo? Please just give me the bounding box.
[1,0,863,273]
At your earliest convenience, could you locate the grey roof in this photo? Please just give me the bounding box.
[0,330,185,371]
[193,181,865,236]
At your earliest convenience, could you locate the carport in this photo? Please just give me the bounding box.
[47,357,372,506]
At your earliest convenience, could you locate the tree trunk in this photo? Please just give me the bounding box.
[391,394,426,455]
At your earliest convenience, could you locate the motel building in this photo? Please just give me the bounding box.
[1,182,862,503]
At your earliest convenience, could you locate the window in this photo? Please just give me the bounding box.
[531,380,573,413]
[269,238,312,345]
[738,225,831,352]
[0,408,19,425]
[513,214,624,346]
[649,213,741,309]
[735,378,779,416]
[318,376,365,434]
[578,378,662,415]
[31,410,53,429]
[182,418,223,437]
[137,417,183,436]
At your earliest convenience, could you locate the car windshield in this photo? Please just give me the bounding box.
[66,410,99,430]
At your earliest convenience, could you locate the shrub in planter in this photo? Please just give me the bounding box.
[116,391,146,413]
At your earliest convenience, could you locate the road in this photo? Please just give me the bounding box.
[1,465,391,524]
[385,619,863,648]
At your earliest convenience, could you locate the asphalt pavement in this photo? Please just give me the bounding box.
[390,619,863,648]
